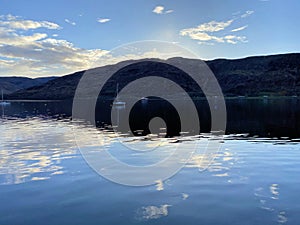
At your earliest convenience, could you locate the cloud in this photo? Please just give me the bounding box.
[0,14,186,77]
[0,36,109,76]
[231,25,248,32]
[0,14,192,77]
[0,14,20,21]
[165,10,174,14]
[0,14,61,30]
[180,12,251,45]
[153,6,174,14]
[224,35,247,44]
[0,14,109,76]
[182,31,224,43]
[64,19,76,26]
[0,27,48,45]
[97,18,111,23]
[181,30,246,45]
[241,11,254,18]
[153,6,164,14]
[180,20,233,35]
[198,42,215,46]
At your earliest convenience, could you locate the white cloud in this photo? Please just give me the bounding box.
[241,11,254,18]
[0,14,109,76]
[0,14,61,30]
[181,20,233,34]
[65,19,76,26]
[153,6,165,14]
[165,10,174,14]
[0,28,47,45]
[0,36,109,76]
[153,6,174,14]
[97,18,111,23]
[0,14,19,20]
[182,31,224,43]
[1,14,186,77]
[198,42,215,46]
[224,35,247,44]
[231,25,248,32]
[180,14,250,45]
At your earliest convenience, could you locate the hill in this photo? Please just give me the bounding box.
[7,53,300,100]
[0,76,56,95]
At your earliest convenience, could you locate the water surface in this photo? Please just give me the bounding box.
[0,100,299,225]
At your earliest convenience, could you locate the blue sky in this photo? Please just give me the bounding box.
[0,0,299,77]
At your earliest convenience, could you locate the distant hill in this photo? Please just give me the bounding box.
[7,71,85,100]
[206,53,300,96]
[0,76,56,95]
[7,53,300,100]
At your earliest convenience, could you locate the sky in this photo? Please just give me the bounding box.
[0,0,299,77]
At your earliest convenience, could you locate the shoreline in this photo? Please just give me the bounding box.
[5,96,299,102]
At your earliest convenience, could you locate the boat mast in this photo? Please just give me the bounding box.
[116,83,119,101]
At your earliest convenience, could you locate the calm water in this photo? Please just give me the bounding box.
[0,100,299,225]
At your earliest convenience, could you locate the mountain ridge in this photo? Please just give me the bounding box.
[0,76,57,95]
[6,53,300,100]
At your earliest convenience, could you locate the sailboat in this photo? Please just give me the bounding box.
[0,90,10,106]
[141,97,149,103]
[112,83,126,108]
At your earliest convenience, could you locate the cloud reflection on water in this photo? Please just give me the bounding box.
[0,118,77,184]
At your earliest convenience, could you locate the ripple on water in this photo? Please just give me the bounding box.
[0,118,78,184]
[0,117,299,225]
